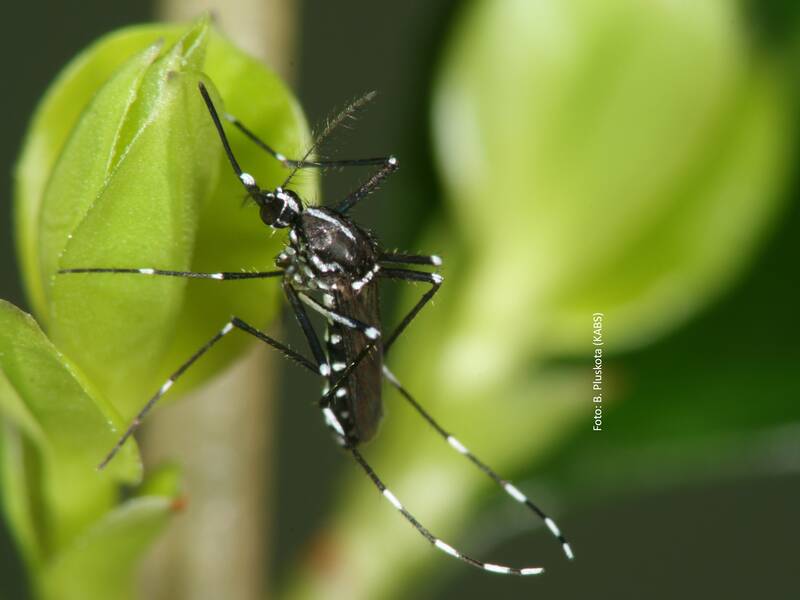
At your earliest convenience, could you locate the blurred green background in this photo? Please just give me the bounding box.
[1,1,798,599]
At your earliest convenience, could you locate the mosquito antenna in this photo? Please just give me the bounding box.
[282,90,378,189]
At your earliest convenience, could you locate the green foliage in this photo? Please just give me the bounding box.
[432,0,790,357]
[0,300,140,566]
[4,16,314,599]
[15,17,314,418]
[40,497,178,600]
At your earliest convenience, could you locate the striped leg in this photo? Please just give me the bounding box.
[58,267,283,280]
[382,365,574,562]
[97,317,316,469]
[348,445,544,576]
[296,291,381,341]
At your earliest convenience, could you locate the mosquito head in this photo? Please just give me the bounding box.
[259,187,302,229]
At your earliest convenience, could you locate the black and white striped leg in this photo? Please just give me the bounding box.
[378,268,443,354]
[296,291,381,341]
[348,446,544,576]
[58,267,283,281]
[381,366,574,562]
[379,252,443,268]
[98,317,316,469]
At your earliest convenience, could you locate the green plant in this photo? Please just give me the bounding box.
[2,16,313,599]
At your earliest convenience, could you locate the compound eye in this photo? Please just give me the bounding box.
[259,195,286,227]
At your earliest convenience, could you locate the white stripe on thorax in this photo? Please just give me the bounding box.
[306,208,357,241]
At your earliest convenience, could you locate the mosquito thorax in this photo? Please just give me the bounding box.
[259,187,302,228]
[274,206,381,294]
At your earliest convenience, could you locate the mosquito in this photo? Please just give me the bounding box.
[59,81,574,575]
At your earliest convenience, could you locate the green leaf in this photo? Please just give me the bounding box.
[0,418,42,570]
[44,21,218,417]
[432,0,791,359]
[134,463,182,499]
[39,496,177,600]
[0,300,140,567]
[15,24,200,322]
[16,19,314,418]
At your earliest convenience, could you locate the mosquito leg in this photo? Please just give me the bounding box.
[98,317,316,469]
[198,82,264,197]
[282,282,330,375]
[225,112,388,170]
[222,84,387,190]
[334,157,399,214]
[377,267,443,354]
[202,81,397,211]
[381,365,574,561]
[225,91,387,170]
[377,265,572,558]
[346,446,546,576]
[379,252,443,268]
[58,268,283,281]
[295,291,381,341]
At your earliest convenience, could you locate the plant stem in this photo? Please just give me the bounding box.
[139,1,298,598]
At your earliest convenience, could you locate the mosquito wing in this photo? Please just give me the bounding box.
[329,279,383,444]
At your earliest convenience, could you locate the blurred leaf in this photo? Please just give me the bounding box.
[15,19,314,419]
[538,208,800,499]
[0,300,140,568]
[432,0,791,363]
[39,496,176,600]
[134,463,182,499]
[0,419,39,569]
[545,359,800,499]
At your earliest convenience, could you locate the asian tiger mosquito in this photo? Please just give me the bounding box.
[59,81,574,576]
